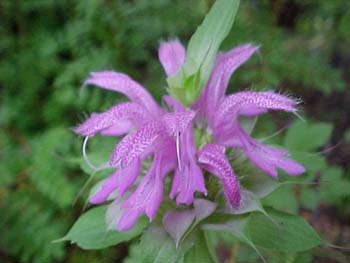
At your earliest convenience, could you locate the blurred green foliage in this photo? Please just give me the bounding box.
[0,0,349,262]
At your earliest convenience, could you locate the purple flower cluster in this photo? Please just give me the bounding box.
[74,40,305,231]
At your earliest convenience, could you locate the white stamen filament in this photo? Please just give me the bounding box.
[258,125,288,142]
[83,136,118,171]
[293,110,305,122]
[176,132,182,171]
[83,136,98,171]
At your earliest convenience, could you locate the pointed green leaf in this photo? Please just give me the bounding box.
[284,121,332,151]
[248,209,322,252]
[168,0,240,105]
[184,231,216,263]
[124,227,194,263]
[61,205,147,249]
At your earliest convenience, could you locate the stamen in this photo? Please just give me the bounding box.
[176,132,182,171]
[258,125,288,142]
[82,136,98,171]
[293,110,305,122]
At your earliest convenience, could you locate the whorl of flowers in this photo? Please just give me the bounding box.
[74,40,305,231]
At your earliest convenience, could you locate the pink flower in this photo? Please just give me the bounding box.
[74,40,304,231]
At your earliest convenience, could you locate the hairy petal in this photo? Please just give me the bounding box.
[110,121,166,167]
[215,91,298,129]
[198,144,241,208]
[196,44,258,125]
[89,158,141,204]
[207,45,259,121]
[74,102,149,137]
[85,71,161,115]
[158,39,186,77]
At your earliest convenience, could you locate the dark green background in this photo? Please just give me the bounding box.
[1,0,349,262]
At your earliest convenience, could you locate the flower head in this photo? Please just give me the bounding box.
[75,40,304,231]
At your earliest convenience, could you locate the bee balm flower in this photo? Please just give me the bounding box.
[74,40,304,231]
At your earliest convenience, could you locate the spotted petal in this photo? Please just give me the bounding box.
[110,121,165,167]
[74,102,149,137]
[198,144,241,208]
[215,91,298,129]
[202,44,258,125]
[162,110,196,136]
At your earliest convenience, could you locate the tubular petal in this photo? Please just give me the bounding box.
[85,71,161,115]
[170,129,207,205]
[215,91,298,128]
[89,158,141,204]
[117,152,175,231]
[158,39,186,77]
[198,144,241,208]
[74,102,148,137]
[236,126,305,177]
[200,44,259,126]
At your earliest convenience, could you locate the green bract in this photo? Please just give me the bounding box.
[167,0,240,106]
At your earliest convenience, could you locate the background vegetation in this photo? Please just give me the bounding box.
[0,0,349,262]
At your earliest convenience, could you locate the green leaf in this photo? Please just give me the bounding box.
[163,199,217,248]
[184,231,216,263]
[289,150,326,173]
[284,121,332,151]
[168,0,240,105]
[203,215,264,260]
[225,189,268,216]
[204,209,321,256]
[319,167,350,204]
[61,205,147,249]
[241,174,281,198]
[163,210,196,248]
[262,184,298,214]
[300,188,319,210]
[248,209,322,252]
[125,227,193,263]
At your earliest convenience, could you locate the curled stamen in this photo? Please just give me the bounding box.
[83,136,98,171]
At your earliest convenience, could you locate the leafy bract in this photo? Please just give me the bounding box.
[184,231,216,263]
[168,0,240,105]
[163,199,217,247]
[248,209,322,252]
[124,227,193,263]
[59,205,147,249]
[203,208,321,256]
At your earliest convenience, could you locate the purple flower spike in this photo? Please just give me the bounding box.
[198,144,241,208]
[76,39,305,232]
